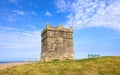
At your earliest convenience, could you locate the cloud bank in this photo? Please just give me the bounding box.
[45,11,52,17]
[55,0,120,30]
[0,28,41,50]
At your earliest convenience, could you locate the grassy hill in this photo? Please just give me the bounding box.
[0,56,120,75]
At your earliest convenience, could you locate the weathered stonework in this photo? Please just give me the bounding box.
[41,24,74,62]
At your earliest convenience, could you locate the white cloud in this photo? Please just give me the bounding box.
[55,0,72,12]
[29,25,36,29]
[45,11,52,17]
[30,11,38,16]
[55,0,66,12]
[55,0,120,30]
[0,25,17,31]
[0,29,41,61]
[8,15,16,22]
[13,10,25,15]
[2,10,25,22]
[0,29,41,49]
[0,25,41,51]
[8,0,18,4]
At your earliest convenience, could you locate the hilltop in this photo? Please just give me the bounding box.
[0,56,120,75]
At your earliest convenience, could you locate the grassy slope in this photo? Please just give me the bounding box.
[0,56,120,75]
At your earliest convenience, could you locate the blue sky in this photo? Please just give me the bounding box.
[0,0,120,61]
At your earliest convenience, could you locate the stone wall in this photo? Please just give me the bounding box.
[41,24,74,62]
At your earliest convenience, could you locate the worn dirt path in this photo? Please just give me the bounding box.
[0,62,30,70]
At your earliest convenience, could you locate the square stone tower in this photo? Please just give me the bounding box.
[41,24,74,62]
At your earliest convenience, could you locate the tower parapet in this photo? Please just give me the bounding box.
[41,24,73,35]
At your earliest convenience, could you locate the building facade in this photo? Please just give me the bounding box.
[41,24,74,61]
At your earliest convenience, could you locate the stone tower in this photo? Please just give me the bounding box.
[41,24,74,62]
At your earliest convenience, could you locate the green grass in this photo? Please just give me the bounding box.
[0,56,120,75]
